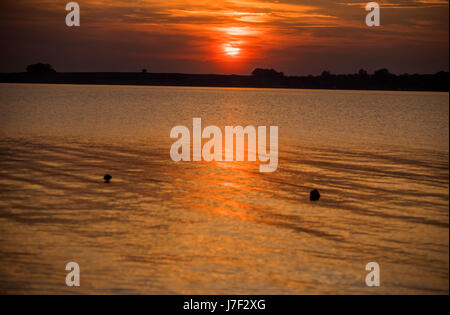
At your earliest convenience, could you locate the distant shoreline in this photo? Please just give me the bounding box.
[1,71,448,92]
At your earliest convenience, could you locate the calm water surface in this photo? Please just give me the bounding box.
[0,84,448,294]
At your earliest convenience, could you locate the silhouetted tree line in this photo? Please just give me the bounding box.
[0,63,447,91]
[252,68,284,78]
[26,62,56,73]
[250,68,448,91]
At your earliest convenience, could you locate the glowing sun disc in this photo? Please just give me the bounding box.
[224,44,240,56]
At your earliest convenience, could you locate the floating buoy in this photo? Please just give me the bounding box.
[310,189,320,201]
[104,174,112,183]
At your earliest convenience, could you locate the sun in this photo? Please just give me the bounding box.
[224,43,240,56]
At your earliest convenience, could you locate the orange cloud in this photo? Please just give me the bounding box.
[0,0,448,74]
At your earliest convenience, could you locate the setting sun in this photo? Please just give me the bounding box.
[224,43,241,56]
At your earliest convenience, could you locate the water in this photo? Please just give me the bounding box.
[0,84,448,294]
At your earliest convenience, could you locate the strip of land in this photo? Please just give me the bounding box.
[0,71,448,91]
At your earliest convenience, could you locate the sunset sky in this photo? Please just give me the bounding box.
[0,0,448,75]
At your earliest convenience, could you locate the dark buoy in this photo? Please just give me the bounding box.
[310,189,320,201]
[104,174,112,183]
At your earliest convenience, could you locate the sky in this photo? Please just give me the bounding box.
[0,0,448,75]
